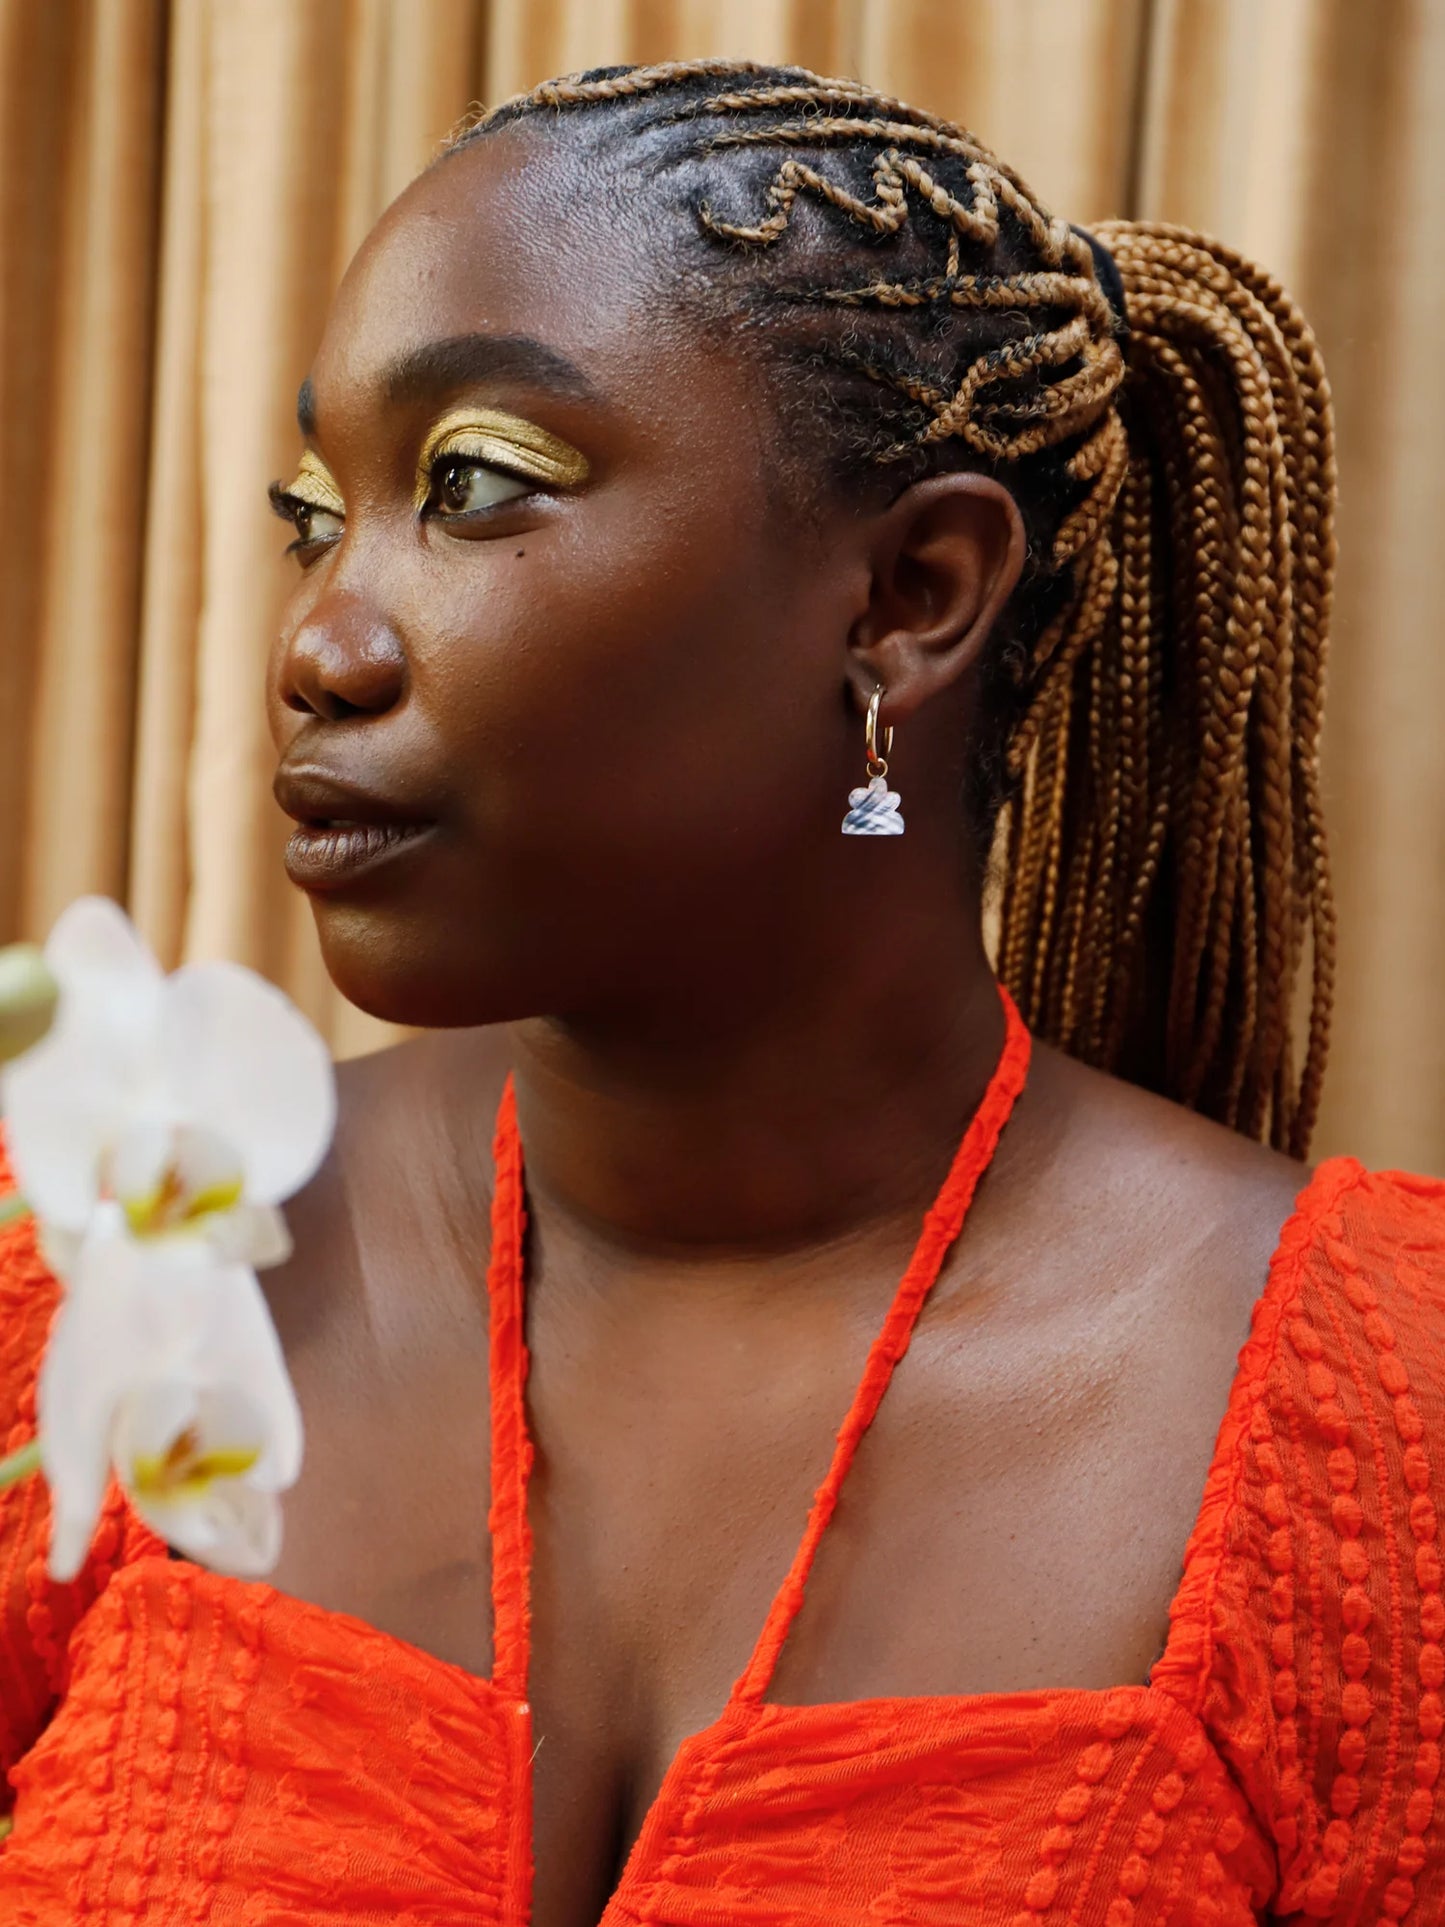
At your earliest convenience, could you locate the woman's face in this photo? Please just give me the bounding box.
[267,127,928,1030]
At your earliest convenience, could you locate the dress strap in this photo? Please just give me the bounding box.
[486,1075,534,1700]
[730,983,1032,1706]
[484,983,1031,1709]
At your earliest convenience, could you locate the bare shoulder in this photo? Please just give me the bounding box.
[267,1022,513,1345]
[256,1026,512,1621]
[831,1044,1335,1697]
[1032,1048,1310,1256]
[311,1021,512,1209]
[999,1039,1317,1308]
[334,1022,513,1168]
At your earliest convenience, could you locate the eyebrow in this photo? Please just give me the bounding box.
[386,333,596,407]
[296,334,596,443]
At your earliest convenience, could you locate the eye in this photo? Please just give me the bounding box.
[268,483,344,563]
[290,502,345,548]
[428,459,531,518]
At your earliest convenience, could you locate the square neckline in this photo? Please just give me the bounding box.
[126,1144,1359,1724]
[108,1144,1358,1925]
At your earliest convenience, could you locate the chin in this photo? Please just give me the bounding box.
[310,906,465,1027]
[309,901,541,1030]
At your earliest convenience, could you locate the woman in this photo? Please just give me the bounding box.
[2,57,1443,1927]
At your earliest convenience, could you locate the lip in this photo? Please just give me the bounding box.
[283,820,436,892]
[274,765,439,894]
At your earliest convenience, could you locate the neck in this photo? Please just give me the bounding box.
[504,923,1009,1261]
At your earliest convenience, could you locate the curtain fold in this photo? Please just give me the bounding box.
[1,0,1440,1164]
[1,0,165,934]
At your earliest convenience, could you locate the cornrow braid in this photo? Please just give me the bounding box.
[449,62,1336,1157]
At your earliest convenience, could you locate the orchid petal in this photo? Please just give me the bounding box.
[186,1267,303,1487]
[156,963,335,1205]
[2,904,166,1230]
[1,1021,135,1228]
[106,1120,180,1216]
[202,1200,293,1269]
[40,1306,115,1583]
[37,1210,156,1579]
[132,1475,283,1577]
[108,1120,246,1240]
[42,898,164,1028]
[112,1376,201,1477]
[36,1221,83,1285]
[114,1261,302,1486]
[113,1373,292,1576]
[37,1220,299,1580]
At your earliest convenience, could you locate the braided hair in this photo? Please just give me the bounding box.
[448,60,1336,1157]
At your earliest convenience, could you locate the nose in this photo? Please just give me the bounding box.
[276,593,407,722]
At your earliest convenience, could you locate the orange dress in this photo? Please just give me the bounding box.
[4,990,1445,1924]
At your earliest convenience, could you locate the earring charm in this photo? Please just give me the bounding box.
[841,685,904,835]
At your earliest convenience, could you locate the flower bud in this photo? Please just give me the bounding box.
[0,944,60,1063]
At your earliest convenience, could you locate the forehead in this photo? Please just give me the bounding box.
[311,126,703,417]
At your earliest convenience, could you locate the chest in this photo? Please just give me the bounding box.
[263,1212,1248,1927]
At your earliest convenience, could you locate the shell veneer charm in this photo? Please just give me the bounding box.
[842,774,905,835]
[842,685,904,835]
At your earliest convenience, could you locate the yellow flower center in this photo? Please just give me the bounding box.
[131,1424,261,1499]
[121,1166,244,1239]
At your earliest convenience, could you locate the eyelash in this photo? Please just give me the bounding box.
[267,483,336,560]
[267,459,537,563]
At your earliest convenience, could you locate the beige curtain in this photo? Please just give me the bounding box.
[2,0,1441,1170]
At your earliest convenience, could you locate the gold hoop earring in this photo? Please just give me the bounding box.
[842,685,905,837]
[864,684,894,777]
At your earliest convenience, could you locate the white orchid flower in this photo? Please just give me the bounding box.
[0,897,334,1278]
[39,1203,302,1580]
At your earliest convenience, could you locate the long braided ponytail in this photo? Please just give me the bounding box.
[450,61,1336,1157]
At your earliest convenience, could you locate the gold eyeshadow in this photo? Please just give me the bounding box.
[283,450,345,515]
[414,408,590,508]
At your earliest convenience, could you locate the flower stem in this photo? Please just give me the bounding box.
[0,1438,42,1490]
[0,1193,30,1230]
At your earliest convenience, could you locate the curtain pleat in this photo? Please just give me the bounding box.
[0,0,75,940]
[129,0,204,973]
[1,0,1440,1163]
[2,0,165,938]
[1135,0,1445,1166]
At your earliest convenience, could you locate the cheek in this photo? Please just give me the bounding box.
[408,492,849,874]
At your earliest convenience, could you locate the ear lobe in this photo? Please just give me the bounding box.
[846,472,1026,724]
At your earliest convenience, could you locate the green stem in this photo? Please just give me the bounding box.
[0,1438,42,1490]
[0,1193,29,1230]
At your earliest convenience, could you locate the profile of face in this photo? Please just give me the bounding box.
[266,122,1024,1032]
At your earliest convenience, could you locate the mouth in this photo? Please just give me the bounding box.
[274,766,440,895]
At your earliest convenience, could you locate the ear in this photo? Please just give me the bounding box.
[845,472,1026,725]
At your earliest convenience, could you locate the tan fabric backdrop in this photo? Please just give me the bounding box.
[1,0,1441,1170]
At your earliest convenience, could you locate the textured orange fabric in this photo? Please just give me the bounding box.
[3,991,1445,1922]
